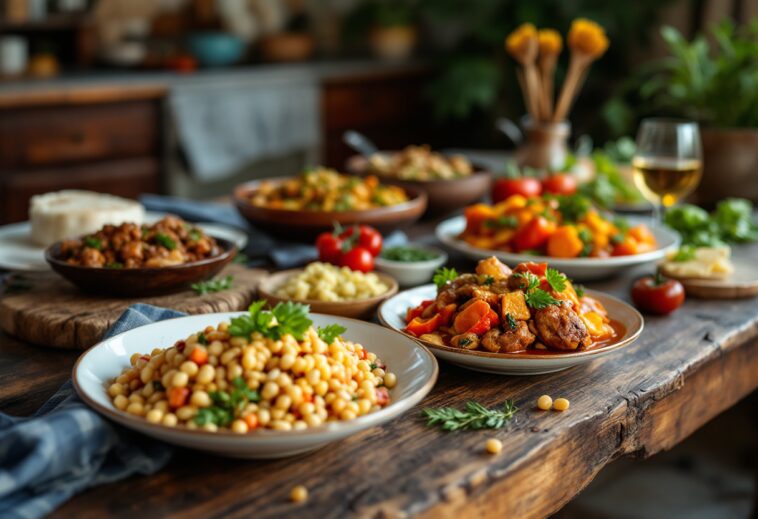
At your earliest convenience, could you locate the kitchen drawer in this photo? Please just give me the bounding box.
[0,157,160,224]
[322,74,428,130]
[0,100,160,169]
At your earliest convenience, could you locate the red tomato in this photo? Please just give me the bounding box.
[511,216,555,252]
[339,246,374,273]
[492,178,542,202]
[631,274,685,315]
[339,225,383,256]
[316,232,343,264]
[541,174,577,195]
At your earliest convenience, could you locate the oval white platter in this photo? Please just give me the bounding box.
[74,312,438,459]
[435,215,679,281]
[379,284,643,375]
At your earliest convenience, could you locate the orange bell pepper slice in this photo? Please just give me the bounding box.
[438,303,458,326]
[511,216,555,252]
[405,314,443,337]
[453,299,491,334]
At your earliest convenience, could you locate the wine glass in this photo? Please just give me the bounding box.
[631,118,703,223]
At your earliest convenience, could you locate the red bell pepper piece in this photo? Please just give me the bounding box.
[438,303,458,326]
[513,261,549,277]
[511,216,554,252]
[406,300,435,323]
[453,300,491,334]
[405,314,442,337]
[466,314,493,336]
[487,308,500,326]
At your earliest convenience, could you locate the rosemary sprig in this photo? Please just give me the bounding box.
[422,400,518,432]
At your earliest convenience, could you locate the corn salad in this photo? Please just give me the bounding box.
[107,302,396,433]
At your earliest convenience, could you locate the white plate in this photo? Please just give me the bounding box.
[378,284,643,375]
[73,312,438,459]
[436,215,679,281]
[0,212,249,272]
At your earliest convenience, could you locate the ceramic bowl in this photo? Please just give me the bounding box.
[378,284,644,375]
[45,238,237,297]
[436,215,680,281]
[346,154,491,216]
[374,246,448,287]
[257,268,399,319]
[73,312,438,458]
[233,178,427,242]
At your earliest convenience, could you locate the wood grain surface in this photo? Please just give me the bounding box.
[1,226,757,519]
[0,265,265,350]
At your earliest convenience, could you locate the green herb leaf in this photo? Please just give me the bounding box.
[556,195,592,223]
[233,252,249,265]
[483,275,495,286]
[188,228,202,241]
[433,267,458,288]
[545,268,568,293]
[505,313,517,330]
[229,300,313,341]
[191,275,233,295]
[83,236,102,250]
[317,324,347,344]
[574,284,586,298]
[106,262,123,269]
[672,245,697,262]
[197,332,208,345]
[514,272,540,291]
[380,246,439,262]
[422,400,518,432]
[525,288,560,309]
[484,215,518,229]
[155,233,177,250]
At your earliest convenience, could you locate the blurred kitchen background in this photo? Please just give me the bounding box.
[0,0,756,225]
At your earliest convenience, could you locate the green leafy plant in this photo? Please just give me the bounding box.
[229,301,312,341]
[664,198,758,247]
[433,267,458,288]
[317,324,347,344]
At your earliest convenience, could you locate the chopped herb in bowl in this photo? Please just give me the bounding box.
[380,246,440,263]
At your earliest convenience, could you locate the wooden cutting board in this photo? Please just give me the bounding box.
[0,265,266,350]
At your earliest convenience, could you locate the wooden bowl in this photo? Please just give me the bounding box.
[233,178,427,242]
[346,154,492,216]
[257,269,399,320]
[45,238,237,297]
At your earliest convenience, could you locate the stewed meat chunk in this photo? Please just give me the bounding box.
[481,321,536,353]
[534,302,592,350]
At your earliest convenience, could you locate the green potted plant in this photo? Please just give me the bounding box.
[360,0,417,61]
[621,20,758,205]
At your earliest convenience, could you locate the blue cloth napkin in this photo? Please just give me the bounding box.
[0,304,184,519]
[139,194,408,269]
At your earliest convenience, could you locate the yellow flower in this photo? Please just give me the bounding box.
[505,23,537,58]
[538,29,563,56]
[567,18,609,57]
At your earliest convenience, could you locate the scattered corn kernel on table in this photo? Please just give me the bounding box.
[1,219,757,519]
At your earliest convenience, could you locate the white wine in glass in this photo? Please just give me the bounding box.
[632,118,702,220]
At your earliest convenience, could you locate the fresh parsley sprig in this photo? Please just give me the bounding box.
[229,300,312,341]
[155,232,177,250]
[191,275,233,295]
[194,376,260,427]
[514,272,560,309]
[545,268,567,293]
[317,324,346,344]
[433,267,458,288]
[422,400,518,432]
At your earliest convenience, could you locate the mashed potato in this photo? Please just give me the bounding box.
[277,262,389,302]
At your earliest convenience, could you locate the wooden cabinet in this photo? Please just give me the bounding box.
[0,89,164,224]
[321,67,435,168]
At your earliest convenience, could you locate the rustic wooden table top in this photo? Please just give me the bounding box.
[1,220,757,519]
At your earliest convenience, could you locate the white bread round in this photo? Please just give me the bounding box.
[30,190,145,246]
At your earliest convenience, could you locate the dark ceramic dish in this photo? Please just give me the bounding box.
[345,153,492,216]
[45,238,237,297]
[233,178,427,242]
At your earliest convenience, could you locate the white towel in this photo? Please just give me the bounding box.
[170,74,320,181]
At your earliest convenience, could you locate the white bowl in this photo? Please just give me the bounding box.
[435,215,680,281]
[378,284,643,375]
[374,246,448,287]
[73,312,438,459]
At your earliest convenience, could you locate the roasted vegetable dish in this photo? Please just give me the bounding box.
[404,257,618,353]
[367,145,474,181]
[461,194,657,257]
[250,168,409,212]
[58,216,222,268]
[108,301,396,432]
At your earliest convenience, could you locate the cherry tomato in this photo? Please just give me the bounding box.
[339,246,374,273]
[511,216,555,252]
[492,178,542,202]
[316,232,343,264]
[340,225,383,257]
[631,274,685,315]
[541,174,577,195]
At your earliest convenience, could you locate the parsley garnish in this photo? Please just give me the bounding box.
[556,195,592,223]
[545,268,567,293]
[505,313,517,330]
[188,228,202,241]
[433,267,458,288]
[229,300,312,341]
[152,380,165,391]
[514,271,540,291]
[672,246,697,262]
[459,337,473,347]
[83,236,102,250]
[577,228,593,257]
[191,275,233,295]
[422,400,518,432]
[525,289,561,309]
[194,376,260,427]
[575,284,586,298]
[155,233,177,250]
[483,275,495,285]
[484,215,519,229]
[197,332,208,345]
[317,324,346,344]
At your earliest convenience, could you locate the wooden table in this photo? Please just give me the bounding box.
[1,222,757,519]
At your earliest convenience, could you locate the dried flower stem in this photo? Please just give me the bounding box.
[553,52,593,122]
[538,53,558,120]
